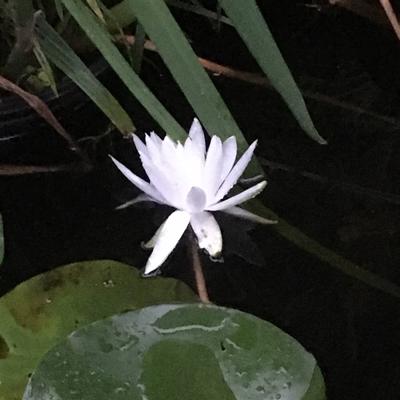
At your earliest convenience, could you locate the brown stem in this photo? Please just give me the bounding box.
[189,232,210,303]
[329,0,389,27]
[379,0,400,40]
[0,75,91,167]
[0,163,90,176]
[118,34,400,130]
[197,57,400,129]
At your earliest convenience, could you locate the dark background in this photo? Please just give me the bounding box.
[1,1,400,399]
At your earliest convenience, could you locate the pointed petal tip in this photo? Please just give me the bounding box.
[131,132,140,142]
[109,154,130,171]
[254,217,278,225]
[141,240,153,250]
[259,180,267,190]
[208,180,267,211]
[249,139,258,151]
[189,117,200,129]
[224,135,237,144]
[189,118,206,155]
[109,154,120,166]
[189,118,205,137]
[132,134,147,154]
[142,265,162,277]
[222,205,277,225]
[143,260,161,275]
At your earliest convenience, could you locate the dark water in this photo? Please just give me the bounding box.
[1,2,400,399]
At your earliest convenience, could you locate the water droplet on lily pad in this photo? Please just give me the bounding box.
[23,304,325,400]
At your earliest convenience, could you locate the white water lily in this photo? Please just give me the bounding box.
[111,118,275,275]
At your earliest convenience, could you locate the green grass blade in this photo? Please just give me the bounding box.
[32,38,59,96]
[219,0,326,144]
[54,0,64,20]
[108,0,136,29]
[127,0,261,175]
[35,15,134,134]
[131,22,146,73]
[60,0,186,140]
[247,199,400,298]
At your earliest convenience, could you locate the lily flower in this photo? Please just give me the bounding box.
[111,118,275,275]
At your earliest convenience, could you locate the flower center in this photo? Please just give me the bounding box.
[185,186,207,213]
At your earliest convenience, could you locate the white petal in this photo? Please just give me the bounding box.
[132,134,148,156]
[190,211,222,257]
[109,155,165,203]
[183,138,204,186]
[222,206,277,224]
[157,137,193,203]
[214,140,258,202]
[140,156,181,208]
[142,221,166,249]
[144,210,191,274]
[239,174,265,185]
[219,136,237,185]
[115,193,158,210]
[185,186,207,213]
[145,133,162,163]
[203,135,223,199]
[137,147,181,207]
[189,118,206,155]
[150,131,163,147]
[161,136,181,175]
[207,181,266,211]
[162,134,177,151]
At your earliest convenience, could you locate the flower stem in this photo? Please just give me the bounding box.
[189,232,210,303]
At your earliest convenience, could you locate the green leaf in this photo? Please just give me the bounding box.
[0,214,3,266]
[60,0,187,141]
[32,38,59,96]
[127,0,262,175]
[246,199,400,298]
[86,0,105,22]
[108,0,136,30]
[24,304,325,400]
[0,260,196,400]
[54,0,64,20]
[219,0,326,144]
[131,22,146,73]
[34,15,134,135]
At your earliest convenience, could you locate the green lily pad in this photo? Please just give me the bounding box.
[24,304,325,400]
[0,260,196,400]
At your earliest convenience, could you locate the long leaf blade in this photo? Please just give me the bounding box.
[127,0,261,175]
[246,199,400,298]
[60,0,187,141]
[35,15,134,135]
[219,0,326,144]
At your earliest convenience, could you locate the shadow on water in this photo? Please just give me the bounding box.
[1,1,400,399]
